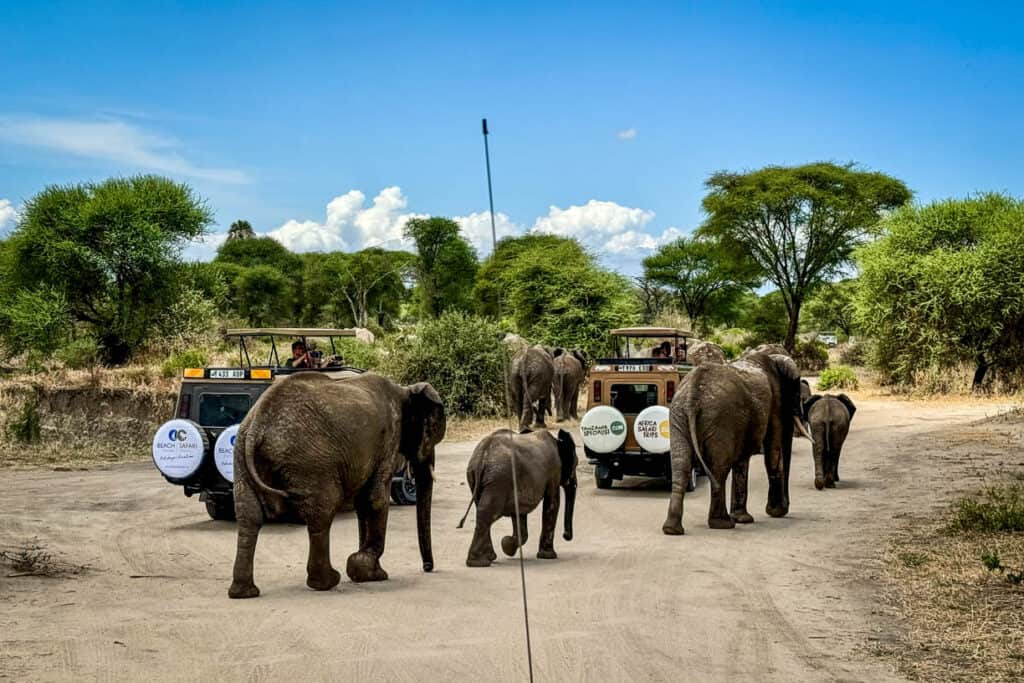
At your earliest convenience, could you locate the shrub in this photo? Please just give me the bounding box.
[0,287,72,357]
[817,365,859,390]
[332,338,383,371]
[160,349,209,378]
[55,338,99,369]
[7,396,42,444]
[837,340,869,366]
[380,312,507,417]
[951,483,1024,533]
[793,339,829,372]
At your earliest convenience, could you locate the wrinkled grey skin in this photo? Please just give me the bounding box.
[229,372,446,599]
[662,353,810,534]
[509,345,555,430]
[803,393,856,490]
[552,349,586,421]
[458,429,578,566]
[744,343,790,358]
[688,341,727,365]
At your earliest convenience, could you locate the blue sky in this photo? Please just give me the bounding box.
[1,1,1022,274]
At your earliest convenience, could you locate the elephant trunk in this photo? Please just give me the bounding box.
[414,459,434,572]
[562,481,576,541]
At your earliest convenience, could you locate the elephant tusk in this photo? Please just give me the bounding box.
[794,416,814,444]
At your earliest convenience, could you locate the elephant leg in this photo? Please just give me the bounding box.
[570,386,580,420]
[228,477,264,599]
[554,381,565,422]
[707,465,735,529]
[663,435,692,535]
[305,512,341,591]
[501,514,529,557]
[537,485,559,559]
[467,498,500,567]
[521,398,534,431]
[533,397,549,428]
[764,425,789,518]
[347,478,390,583]
[813,426,827,490]
[833,453,841,482]
[730,458,754,524]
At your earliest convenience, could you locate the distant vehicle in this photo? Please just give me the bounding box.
[150,328,416,520]
[578,327,700,491]
[819,332,839,347]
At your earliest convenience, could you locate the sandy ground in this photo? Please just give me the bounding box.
[0,396,1011,682]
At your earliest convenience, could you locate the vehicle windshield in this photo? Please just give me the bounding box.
[614,336,687,360]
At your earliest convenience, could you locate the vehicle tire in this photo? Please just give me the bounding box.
[206,497,236,521]
[390,469,417,505]
[595,471,613,489]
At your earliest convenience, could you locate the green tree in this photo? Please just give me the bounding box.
[403,217,478,318]
[700,162,911,350]
[634,277,671,323]
[215,235,301,274]
[739,290,789,347]
[855,194,1024,389]
[5,176,212,363]
[226,219,255,241]
[234,265,291,327]
[303,249,413,328]
[804,279,858,338]
[642,235,760,335]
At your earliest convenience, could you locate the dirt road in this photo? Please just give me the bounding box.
[0,397,1007,682]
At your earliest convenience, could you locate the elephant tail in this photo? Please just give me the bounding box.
[241,427,289,498]
[457,454,486,528]
[688,406,721,493]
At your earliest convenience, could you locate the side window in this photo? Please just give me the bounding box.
[198,394,251,427]
[610,384,658,415]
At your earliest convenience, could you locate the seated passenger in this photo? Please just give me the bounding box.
[285,340,312,368]
[652,347,664,359]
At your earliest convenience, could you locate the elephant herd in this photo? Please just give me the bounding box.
[509,343,587,430]
[226,343,856,599]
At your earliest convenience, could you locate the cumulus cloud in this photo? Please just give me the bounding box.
[454,211,521,254]
[0,117,247,184]
[532,199,655,241]
[616,128,638,140]
[267,186,424,252]
[181,231,228,262]
[0,199,17,233]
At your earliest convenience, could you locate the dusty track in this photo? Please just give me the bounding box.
[0,397,1007,681]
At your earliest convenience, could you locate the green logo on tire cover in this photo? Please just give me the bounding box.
[610,421,626,436]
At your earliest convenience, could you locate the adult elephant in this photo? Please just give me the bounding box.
[457,429,577,566]
[509,345,555,430]
[744,343,790,358]
[552,348,586,421]
[662,352,812,534]
[228,372,446,599]
[804,393,856,490]
[688,340,727,365]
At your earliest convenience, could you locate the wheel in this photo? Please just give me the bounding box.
[390,469,417,505]
[595,470,613,489]
[205,497,236,521]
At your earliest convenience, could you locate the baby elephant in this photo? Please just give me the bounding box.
[803,393,856,490]
[458,429,577,566]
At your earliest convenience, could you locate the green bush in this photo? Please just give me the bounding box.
[817,365,859,390]
[951,483,1024,533]
[838,340,869,366]
[332,338,383,371]
[7,396,42,444]
[793,339,829,372]
[0,287,72,358]
[160,349,209,378]
[380,312,507,417]
[56,338,99,369]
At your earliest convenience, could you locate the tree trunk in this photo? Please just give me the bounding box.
[972,355,992,391]
[784,299,802,352]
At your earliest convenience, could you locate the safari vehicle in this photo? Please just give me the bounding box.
[150,328,417,520]
[579,327,699,490]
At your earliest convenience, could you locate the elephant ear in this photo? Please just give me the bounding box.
[551,347,565,358]
[803,394,824,418]
[770,355,804,417]
[836,393,857,420]
[572,350,587,370]
[556,429,577,484]
[401,382,447,462]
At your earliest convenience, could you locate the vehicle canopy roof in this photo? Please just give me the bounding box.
[610,327,692,338]
[223,327,360,338]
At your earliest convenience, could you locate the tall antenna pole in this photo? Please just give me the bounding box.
[483,118,498,247]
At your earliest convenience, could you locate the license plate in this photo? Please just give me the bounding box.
[209,369,245,379]
[617,364,648,372]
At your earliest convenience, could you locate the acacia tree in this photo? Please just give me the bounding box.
[642,236,759,335]
[634,277,670,323]
[227,219,255,241]
[307,249,413,328]
[804,279,858,338]
[6,176,211,363]
[700,162,911,349]
[403,217,477,318]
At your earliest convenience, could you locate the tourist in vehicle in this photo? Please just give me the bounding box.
[285,340,312,368]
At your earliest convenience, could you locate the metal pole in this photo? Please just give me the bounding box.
[483,118,499,247]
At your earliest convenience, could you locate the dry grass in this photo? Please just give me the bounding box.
[1,537,90,578]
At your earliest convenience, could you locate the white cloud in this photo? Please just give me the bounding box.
[267,186,424,252]
[181,231,228,262]
[617,128,638,140]
[532,199,655,241]
[454,210,521,254]
[605,227,684,253]
[0,117,247,184]
[0,199,17,233]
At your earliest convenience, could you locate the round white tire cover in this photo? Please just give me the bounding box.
[580,406,627,453]
[214,424,240,483]
[152,419,208,479]
[633,405,671,453]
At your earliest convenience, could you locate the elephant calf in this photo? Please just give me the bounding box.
[458,429,577,566]
[552,348,586,422]
[803,393,856,490]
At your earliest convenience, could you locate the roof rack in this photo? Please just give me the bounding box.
[610,327,692,338]
[223,328,359,338]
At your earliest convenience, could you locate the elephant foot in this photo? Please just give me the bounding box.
[532,422,548,429]
[466,555,493,568]
[537,548,557,560]
[307,567,342,591]
[731,511,754,524]
[708,516,736,530]
[662,519,685,535]
[766,503,789,518]
[815,477,825,490]
[501,535,522,557]
[345,552,388,583]
[825,479,836,489]
[228,581,260,599]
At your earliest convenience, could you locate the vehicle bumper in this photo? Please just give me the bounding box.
[585,446,669,480]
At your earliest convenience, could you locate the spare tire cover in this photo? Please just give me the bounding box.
[152,419,208,480]
[214,424,240,483]
[580,405,627,453]
[633,405,671,453]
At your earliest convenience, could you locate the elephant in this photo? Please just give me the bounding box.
[457,428,577,566]
[662,352,812,534]
[228,372,446,599]
[552,349,586,421]
[803,393,856,490]
[509,345,555,430]
[744,343,790,358]
[688,340,727,365]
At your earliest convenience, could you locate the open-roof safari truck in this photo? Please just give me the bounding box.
[579,327,699,491]
[150,328,418,520]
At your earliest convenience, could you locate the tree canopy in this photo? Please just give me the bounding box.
[226,219,255,241]
[700,162,911,349]
[855,194,1024,388]
[403,217,478,318]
